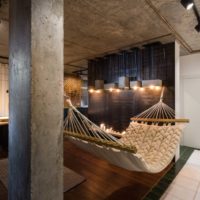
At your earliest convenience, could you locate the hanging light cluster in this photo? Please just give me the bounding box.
[89,78,162,94]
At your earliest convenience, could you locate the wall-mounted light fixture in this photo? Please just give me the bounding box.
[95,80,104,90]
[130,80,142,90]
[104,83,118,92]
[95,90,101,93]
[140,87,145,92]
[118,76,129,89]
[89,79,162,93]
[115,88,121,93]
[88,88,95,93]
[181,0,194,10]
[142,79,162,89]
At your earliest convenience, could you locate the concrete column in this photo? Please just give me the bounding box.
[175,40,181,161]
[9,0,63,199]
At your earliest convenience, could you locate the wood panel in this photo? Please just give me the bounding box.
[88,43,175,131]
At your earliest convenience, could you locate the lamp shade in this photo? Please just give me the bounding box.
[130,80,142,88]
[142,79,162,87]
[104,83,118,90]
[118,76,130,89]
[95,80,104,90]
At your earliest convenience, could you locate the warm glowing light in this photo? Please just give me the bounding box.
[133,86,138,91]
[109,88,113,92]
[187,2,194,10]
[96,90,101,93]
[100,123,106,130]
[122,131,126,135]
[116,89,121,93]
[89,89,94,93]
[140,87,144,91]
[149,85,155,90]
[155,86,161,91]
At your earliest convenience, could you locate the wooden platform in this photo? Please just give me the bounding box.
[63,140,172,200]
[0,140,173,200]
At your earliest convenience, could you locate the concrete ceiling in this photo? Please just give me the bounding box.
[0,0,200,73]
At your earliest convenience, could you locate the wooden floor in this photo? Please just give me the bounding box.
[0,140,173,200]
[63,140,172,200]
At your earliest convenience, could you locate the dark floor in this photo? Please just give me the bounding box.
[63,140,173,200]
[1,141,188,200]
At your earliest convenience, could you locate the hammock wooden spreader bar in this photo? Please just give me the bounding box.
[131,118,189,123]
[131,87,189,123]
[64,131,137,153]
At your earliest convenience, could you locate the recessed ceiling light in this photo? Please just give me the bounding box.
[181,0,194,10]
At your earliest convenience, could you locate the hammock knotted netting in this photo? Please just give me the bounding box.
[64,87,188,173]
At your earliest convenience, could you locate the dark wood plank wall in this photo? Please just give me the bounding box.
[88,42,175,131]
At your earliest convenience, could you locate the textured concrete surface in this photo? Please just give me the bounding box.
[9,0,63,199]
[151,0,200,51]
[1,0,200,72]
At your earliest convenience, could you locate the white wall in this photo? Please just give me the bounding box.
[175,41,181,161]
[180,53,200,149]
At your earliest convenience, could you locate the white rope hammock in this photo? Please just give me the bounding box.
[131,88,189,124]
[64,88,188,173]
[64,99,136,153]
[135,88,175,119]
